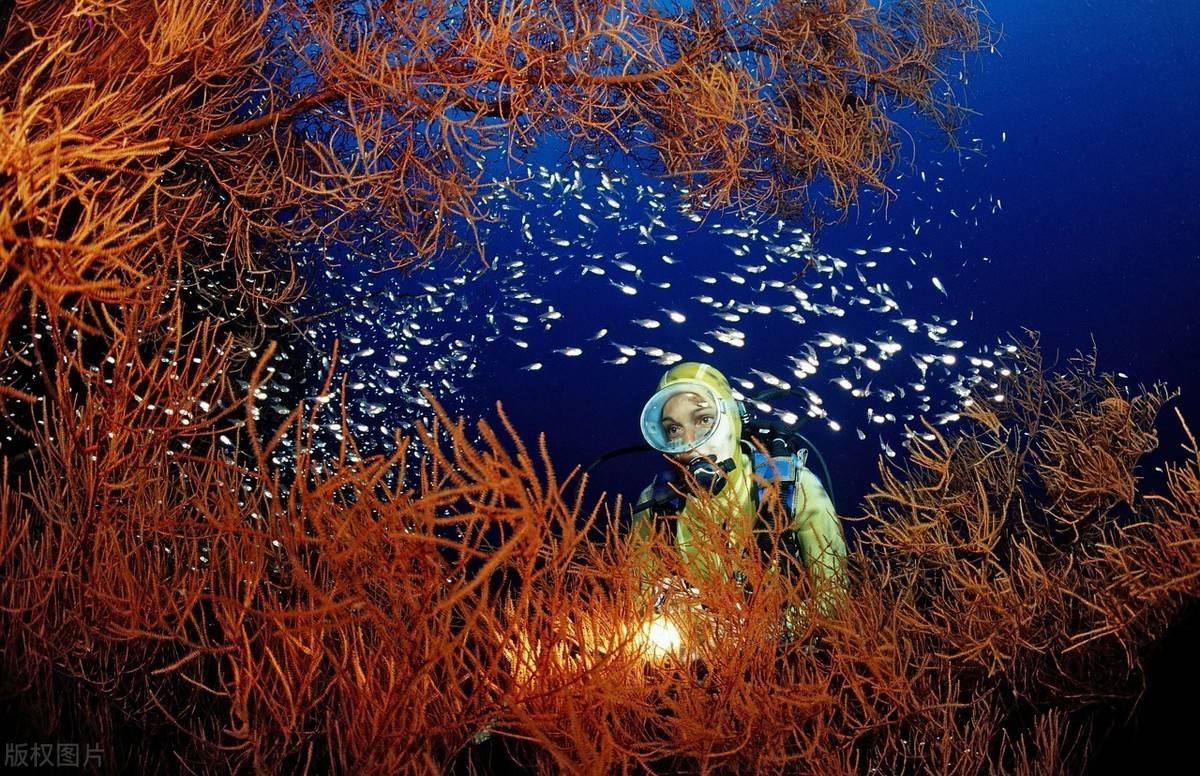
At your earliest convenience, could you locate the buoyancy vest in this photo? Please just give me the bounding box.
[638,432,811,575]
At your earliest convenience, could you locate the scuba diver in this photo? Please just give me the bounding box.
[630,362,848,625]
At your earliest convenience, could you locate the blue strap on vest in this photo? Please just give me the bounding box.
[751,448,809,574]
[750,447,808,513]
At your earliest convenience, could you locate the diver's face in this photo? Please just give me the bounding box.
[660,391,733,463]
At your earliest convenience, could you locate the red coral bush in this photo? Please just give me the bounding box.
[3,331,1198,774]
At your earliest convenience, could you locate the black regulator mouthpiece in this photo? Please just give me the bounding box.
[686,456,737,496]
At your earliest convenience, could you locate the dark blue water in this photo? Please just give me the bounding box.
[947,0,1199,399]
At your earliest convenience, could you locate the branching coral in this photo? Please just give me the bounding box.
[1,0,991,354]
[2,330,1198,774]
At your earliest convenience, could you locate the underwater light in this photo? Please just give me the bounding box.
[638,613,685,660]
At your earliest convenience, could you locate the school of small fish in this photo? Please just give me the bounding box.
[232,132,1017,468]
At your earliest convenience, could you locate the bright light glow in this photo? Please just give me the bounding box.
[639,614,684,660]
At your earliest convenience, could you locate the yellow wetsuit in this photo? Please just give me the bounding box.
[631,447,848,617]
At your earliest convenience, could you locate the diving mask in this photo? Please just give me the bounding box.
[640,380,732,455]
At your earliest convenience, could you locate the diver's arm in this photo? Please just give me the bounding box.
[790,467,849,615]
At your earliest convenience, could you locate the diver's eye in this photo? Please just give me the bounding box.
[665,424,681,438]
[698,415,714,426]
